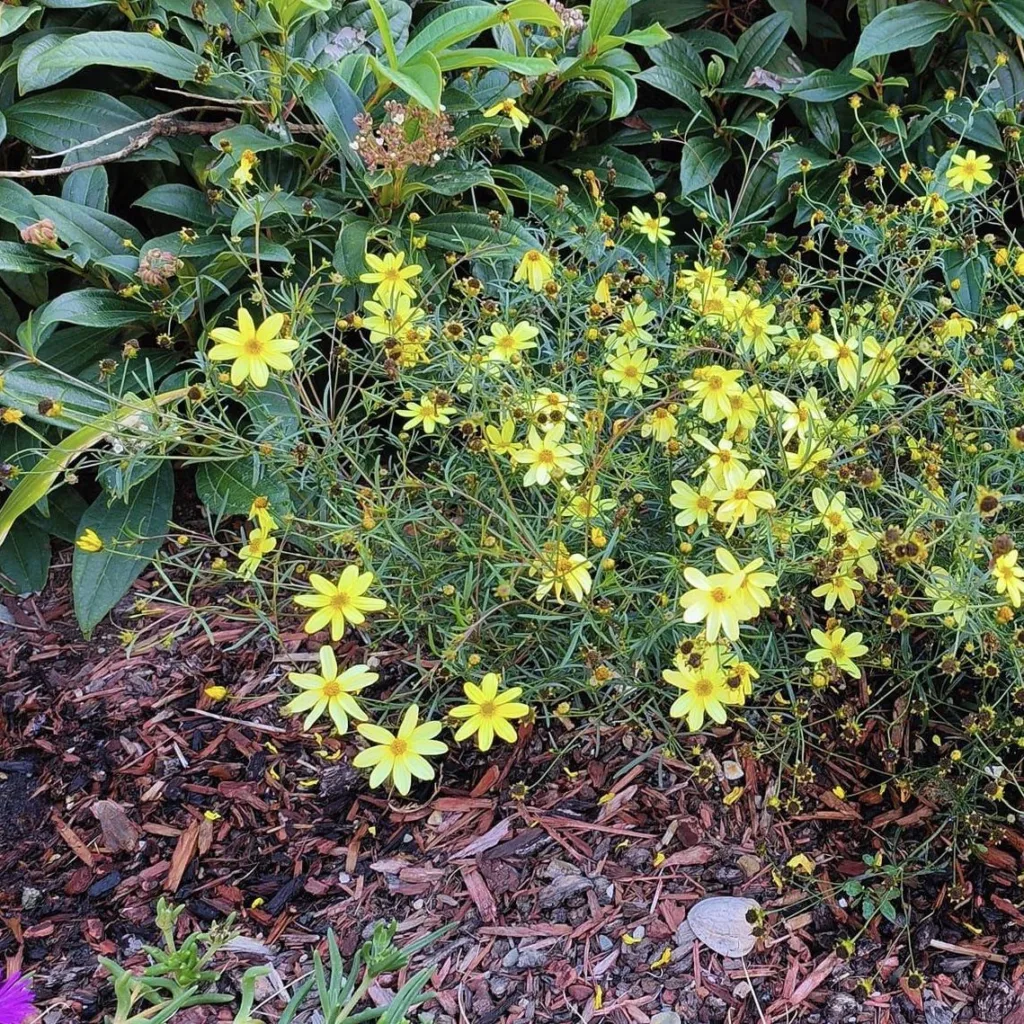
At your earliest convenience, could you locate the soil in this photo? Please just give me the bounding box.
[3,572,1024,1024]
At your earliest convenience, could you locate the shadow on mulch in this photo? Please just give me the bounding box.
[2,577,1024,1024]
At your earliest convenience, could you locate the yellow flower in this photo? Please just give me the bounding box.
[450,673,530,751]
[208,307,299,388]
[363,295,427,344]
[484,419,521,456]
[615,301,657,344]
[713,469,776,534]
[238,527,277,578]
[642,406,678,443]
[514,248,554,291]
[249,496,278,533]
[713,548,776,620]
[562,484,615,524]
[692,433,749,490]
[663,651,731,731]
[812,572,862,611]
[675,261,726,293]
[993,548,1024,607]
[285,645,376,734]
[684,365,745,423]
[669,480,717,527]
[485,321,539,364]
[787,853,815,875]
[360,251,422,305]
[925,567,968,625]
[75,528,104,553]
[805,626,868,677]
[294,566,387,640]
[231,149,258,188]
[353,705,447,795]
[483,97,530,131]
[946,149,993,193]
[532,388,578,429]
[533,543,593,603]
[937,314,976,342]
[204,685,228,701]
[814,331,864,391]
[628,206,674,245]
[397,393,457,434]
[512,422,584,487]
[679,565,746,642]
[603,343,658,396]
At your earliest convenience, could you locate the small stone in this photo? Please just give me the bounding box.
[733,981,752,999]
[597,935,614,952]
[412,898,424,910]
[722,759,744,781]
[651,1013,682,1024]
[502,949,520,968]
[516,947,550,969]
[87,872,122,898]
[737,854,761,879]
[489,975,512,998]
[21,888,43,910]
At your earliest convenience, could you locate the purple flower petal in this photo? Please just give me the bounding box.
[0,971,36,1024]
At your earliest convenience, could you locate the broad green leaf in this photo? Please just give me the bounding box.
[418,211,538,255]
[679,136,729,194]
[588,0,631,40]
[31,195,144,258]
[333,217,372,280]
[560,144,654,194]
[943,248,986,316]
[25,31,203,93]
[303,70,366,168]
[767,0,805,44]
[0,519,50,596]
[5,90,176,161]
[401,4,503,62]
[587,65,638,118]
[35,288,150,338]
[210,124,291,154]
[134,184,219,226]
[989,0,1024,38]
[776,142,832,180]
[25,485,88,544]
[0,389,188,547]
[0,241,56,274]
[788,69,863,102]
[371,52,442,111]
[72,461,175,636]
[0,178,41,229]
[727,12,791,86]
[967,32,1024,106]
[853,2,957,65]
[194,459,290,518]
[0,5,40,37]
[62,166,109,211]
[366,0,400,67]
[635,65,714,123]
[435,49,555,75]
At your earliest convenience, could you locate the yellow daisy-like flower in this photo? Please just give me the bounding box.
[237,527,276,578]
[805,626,868,678]
[628,207,674,245]
[946,149,993,193]
[669,480,717,527]
[603,343,658,396]
[641,406,678,443]
[363,294,427,344]
[812,572,862,611]
[514,248,554,292]
[483,97,530,131]
[512,422,584,487]
[450,672,530,751]
[713,468,776,534]
[285,645,376,734]
[679,566,746,642]
[562,484,615,524]
[993,548,1024,607]
[663,652,731,732]
[353,705,448,796]
[484,418,521,456]
[485,321,539,364]
[533,542,593,603]
[75,528,104,553]
[713,548,776,620]
[359,251,422,305]
[294,566,387,640]
[249,496,278,533]
[208,307,299,388]
[230,149,258,188]
[397,393,457,434]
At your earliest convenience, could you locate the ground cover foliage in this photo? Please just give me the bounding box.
[2,0,1024,1015]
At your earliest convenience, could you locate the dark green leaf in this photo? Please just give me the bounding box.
[62,167,109,211]
[727,12,792,86]
[679,136,729,194]
[0,519,51,595]
[72,462,174,636]
[853,2,957,65]
[195,459,290,518]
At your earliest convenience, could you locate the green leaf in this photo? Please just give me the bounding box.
[371,53,442,112]
[72,462,175,636]
[31,195,144,258]
[727,12,791,86]
[776,142,832,180]
[635,65,714,123]
[24,31,203,93]
[943,249,986,316]
[989,0,1024,38]
[402,4,504,62]
[35,289,150,338]
[435,49,555,75]
[195,459,290,518]
[767,0,805,43]
[25,485,88,543]
[62,167,109,211]
[853,2,957,65]
[588,0,631,40]
[0,5,40,37]
[418,211,538,255]
[0,241,57,274]
[366,0,400,67]
[560,144,654,194]
[333,217,372,280]
[5,90,176,162]
[0,519,51,595]
[134,184,219,226]
[788,69,863,102]
[303,70,366,168]
[679,136,728,194]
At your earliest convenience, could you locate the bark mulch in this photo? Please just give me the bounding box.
[2,583,1024,1024]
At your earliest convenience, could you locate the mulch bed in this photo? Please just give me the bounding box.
[3,576,1024,1024]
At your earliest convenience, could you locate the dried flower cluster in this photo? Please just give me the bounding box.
[351,102,457,174]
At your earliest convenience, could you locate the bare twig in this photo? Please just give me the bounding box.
[33,105,232,160]
[0,117,235,179]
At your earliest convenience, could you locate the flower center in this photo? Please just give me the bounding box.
[710,587,727,604]
[244,337,265,355]
[537,449,555,465]
[478,701,497,719]
[389,738,408,757]
[623,365,639,378]
[322,680,341,698]
[692,676,714,698]
[330,592,351,611]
